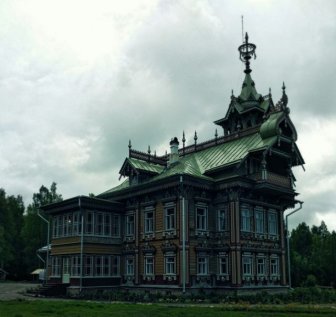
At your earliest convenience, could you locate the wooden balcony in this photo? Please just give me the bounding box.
[250,171,291,189]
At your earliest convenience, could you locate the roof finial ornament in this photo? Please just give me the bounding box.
[215,129,218,144]
[128,139,132,156]
[238,32,256,74]
[182,131,186,156]
[194,131,198,150]
[148,145,151,155]
[269,87,272,97]
[281,81,288,107]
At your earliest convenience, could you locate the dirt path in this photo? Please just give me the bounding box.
[0,282,37,300]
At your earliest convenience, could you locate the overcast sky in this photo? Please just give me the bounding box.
[1,0,335,231]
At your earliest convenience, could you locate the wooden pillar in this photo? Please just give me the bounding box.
[279,209,287,285]
[230,195,241,286]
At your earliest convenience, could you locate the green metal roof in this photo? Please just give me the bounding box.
[260,111,284,139]
[102,131,278,195]
[238,73,262,102]
[127,158,165,174]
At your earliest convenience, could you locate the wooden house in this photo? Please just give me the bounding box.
[41,34,304,294]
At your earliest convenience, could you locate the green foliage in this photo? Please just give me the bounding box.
[0,189,25,278]
[21,182,63,275]
[2,300,336,317]
[290,221,336,288]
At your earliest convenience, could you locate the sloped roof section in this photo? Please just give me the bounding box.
[102,131,278,195]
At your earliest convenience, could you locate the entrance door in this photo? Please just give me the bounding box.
[62,257,70,284]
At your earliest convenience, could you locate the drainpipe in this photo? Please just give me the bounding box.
[285,201,303,289]
[79,197,84,293]
[37,210,50,285]
[180,175,186,294]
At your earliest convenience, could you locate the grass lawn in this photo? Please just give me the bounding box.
[0,300,335,317]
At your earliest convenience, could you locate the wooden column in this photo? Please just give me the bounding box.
[230,195,241,286]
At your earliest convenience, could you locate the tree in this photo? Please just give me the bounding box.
[0,188,25,278]
[21,182,62,275]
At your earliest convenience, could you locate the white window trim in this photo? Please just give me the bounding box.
[144,256,154,276]
[196,204,208,232]
[164,205,176,231]
[197,255,209,276]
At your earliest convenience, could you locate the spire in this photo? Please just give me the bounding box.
[238,32,256,74]
[238,73,262,102]
[281,81,288,106]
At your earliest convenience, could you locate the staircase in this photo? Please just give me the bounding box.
[27,283,69,297]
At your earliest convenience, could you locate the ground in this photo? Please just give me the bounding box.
[0,282,36,300]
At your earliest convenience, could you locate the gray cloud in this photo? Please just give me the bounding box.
[1,0,335,231]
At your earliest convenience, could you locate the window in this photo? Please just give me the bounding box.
[111,256,120,276]
[268,211,278,235]
[111,215,120,237]
[85,211,94,234]
[73,212,81,235]
[51,257,61,276]
[218,208,227,231]
[62,257,70,275]
[270,257,279,276]
[125,214,134,236]
[104,213,111,236]
[165,207,175,231]
[57,215,62,237]
[66,214,73,236]
[255,208,264,233]
[196,206,207,231]
[85,256,93,276]
[52,217,57,238]
[257,257,265,276]
[242,256,253,276]
[95,212,104,235]
[144,256,154,275]
[145,210,154,233]
[103,256,110,276]
[241,205,252,232]
[126,257,134,275]
[197,256,208,275]
[63,214,68,236]
[71,256,80,277]
[218,256,228,275]
[95,256,103,276]
[165,256,176,275]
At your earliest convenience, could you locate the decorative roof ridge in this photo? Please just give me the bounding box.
[129,148,167,166]
[178,125,260,156]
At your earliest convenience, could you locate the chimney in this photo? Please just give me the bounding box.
[169,137,179,166]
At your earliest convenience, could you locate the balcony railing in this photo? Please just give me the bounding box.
[250,171,291,188]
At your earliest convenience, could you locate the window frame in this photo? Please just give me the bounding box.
[268,210,278,235]
[125,213,135,236]
[197,256,209,276]
[144,256,154,276]
[144,209,154,233]
[241,205,252,232]
[196,205,208,231]
[217,208,228,232]
[255,207,264,234]
[164,206,176,231]
[242,255,253,277]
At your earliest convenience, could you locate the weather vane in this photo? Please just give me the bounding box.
[238,32,257,74]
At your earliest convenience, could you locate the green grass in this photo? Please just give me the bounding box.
[0,300,336,317]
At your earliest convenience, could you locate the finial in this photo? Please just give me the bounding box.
[154,150,156,157]
[128,139,132,149]
[165,150,168,157]
[148,145,151,155]
[215,129,218,138]
[238,32,257,74]
[269,87,272,96]
[281,81,288,107]
[194,131,198,142]
[182,131,186,143]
